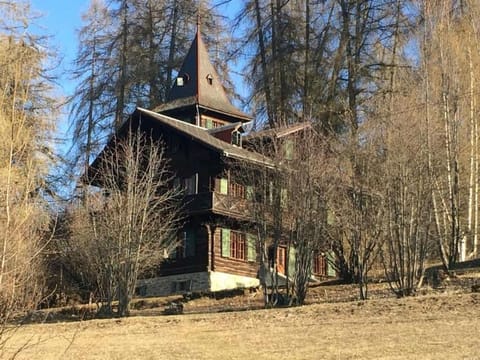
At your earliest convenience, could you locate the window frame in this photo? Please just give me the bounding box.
[176,229,196,259]
[221,228,256,262]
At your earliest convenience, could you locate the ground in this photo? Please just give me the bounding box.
[3,279,480,359]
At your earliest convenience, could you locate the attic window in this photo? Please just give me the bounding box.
[206,73,213,85]
[176,73,190,86]
[231,131,242,147]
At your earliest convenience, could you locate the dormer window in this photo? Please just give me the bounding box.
[206,73,213,85]
[231,131,242,147]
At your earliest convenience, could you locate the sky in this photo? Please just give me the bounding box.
[30,1,86,95]
[29,0,86,150]
[29,0,245,96]
[28,0,246,143]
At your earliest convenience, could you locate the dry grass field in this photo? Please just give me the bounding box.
[3,282,480,360]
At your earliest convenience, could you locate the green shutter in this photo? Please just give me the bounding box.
[288,247,296,277]
[185,230,196,257]
[285,139,294,160]
[281,188,288,208]
[327,209,335,225]
[327,251,336,277]
[269,181,273,204]
[206,118,213,129]
[220,178,228,194]
[221,228,230,257]
[246,185,253,200]
[247,234,257,262]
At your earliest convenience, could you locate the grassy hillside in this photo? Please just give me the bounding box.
[4,281,480,359]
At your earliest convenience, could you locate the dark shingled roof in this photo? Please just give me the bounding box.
[137,108,272,166]
[243,122,312,141]
[155,30,252,122]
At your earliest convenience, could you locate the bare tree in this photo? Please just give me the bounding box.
[376,70,435,296]
[328,131,386,300]
[286,129,335,305]
[69,0,114,191]
[71,130,181,317]
[237,126,333,306]
[233,136,284,307]
[420,0,480,269]
[0,0,58,350]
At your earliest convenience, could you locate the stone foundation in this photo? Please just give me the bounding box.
[209,271,260,292]
[136,271,259,297]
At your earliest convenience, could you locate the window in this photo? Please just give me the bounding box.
[231,131,242,146]
[215,178,247,199]
[229,182,245,198]
[268,246,287,273]
[268,182,288,207]
[200,116,225,129]
[174,174,198,195]
[277,246,286,274]
[221,229,257,262]
[206,73,213,85]
[184,173,198,195]
[313,253,326,276]
[177,229,196,258]
[230,231,245,260]
[176,73,190,86]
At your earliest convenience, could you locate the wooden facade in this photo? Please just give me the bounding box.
[90,28,333,296]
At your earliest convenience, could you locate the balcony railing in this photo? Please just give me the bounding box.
[183,192,249,219]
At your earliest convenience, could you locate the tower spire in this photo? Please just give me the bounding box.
[162,12,252,123]
[196,4,201,34]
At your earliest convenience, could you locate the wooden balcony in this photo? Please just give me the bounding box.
[183,192,250,219]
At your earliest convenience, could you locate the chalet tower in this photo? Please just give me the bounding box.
[155,28,251,129]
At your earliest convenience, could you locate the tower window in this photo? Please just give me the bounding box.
[206,73,213,85]
[176,73,190,86]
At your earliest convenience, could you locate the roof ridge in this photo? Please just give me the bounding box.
[136,108,272,167]
[138,107,207,130]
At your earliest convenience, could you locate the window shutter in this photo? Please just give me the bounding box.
[185,230,196,257]
[246,185,253,200]
[284,139,294,160]
[327,251,336,277]
[247,234,256,262]
[288,247,296,277]
[327,209,335,225]
[269,181,273,204]
[221,228,230,257]
[281,188,288,208]
[206,118,213,129]
[220,178,228,194]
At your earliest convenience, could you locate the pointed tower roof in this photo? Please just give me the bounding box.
[156,28,252,122]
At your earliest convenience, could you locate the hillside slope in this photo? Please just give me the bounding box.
[4,290,480,359]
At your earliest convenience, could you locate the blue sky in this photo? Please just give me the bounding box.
[30,1,85,95]
[28,0,247,146]
[29,0,245,99]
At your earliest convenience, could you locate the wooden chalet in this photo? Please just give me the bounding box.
[89,28,333,297]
